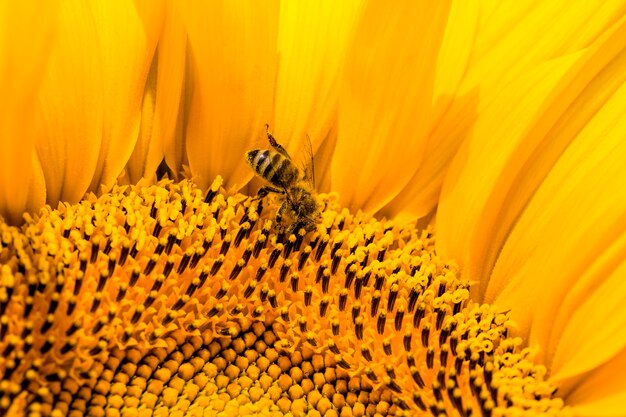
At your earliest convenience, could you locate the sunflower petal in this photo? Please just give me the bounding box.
[565,347,626,416]
[178,1,279,191]
[88,0,160,191]
[435,15,626,408]
[486,15,626,327]
[126,1,187,184]
[158,3,187,181]
[36,0,103,205]
[0,2,56,223]
[272,0,362,188]
[438,14,626,294]
[381,1,479,223]
[423,2,626,225]
[436,52,581,285]
[36,1,159,204]
[551,248,626,384]
[449,1,626,88]
[491,62,626,368]
[333,0,451,215]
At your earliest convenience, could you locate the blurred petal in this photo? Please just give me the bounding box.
[36,0,160,204]
[436,51,582,296]
[414,1,626,223]
[272,0,362,189]
[554,251,626,396]
[89,0,160,191]
[0,1,56,223]
[160,3,187,180]
[438,12,626,410]
[179,1,279,191]
[36,0,103,205]
[383,1,479,223]
[452,1,626,87]
[126,45,159,185]
[126,1,186,184]
[491,19,626,357]
[566,346,626,416]
[333,0,451,215]
[522,119,626,413]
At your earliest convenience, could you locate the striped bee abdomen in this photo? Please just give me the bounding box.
[245,149,299,188]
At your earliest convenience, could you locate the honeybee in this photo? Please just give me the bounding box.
[245,125,321,234]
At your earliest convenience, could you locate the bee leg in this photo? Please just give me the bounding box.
[273,202,290,242]
[275,201,286,226]
[254,197,264,217]
[257,185,283,199]
[265,124,291,159]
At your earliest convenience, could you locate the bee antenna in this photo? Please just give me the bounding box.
[265,124,275,145]
[307,133,316,188]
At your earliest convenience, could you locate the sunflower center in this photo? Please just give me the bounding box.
[0,178,565,416]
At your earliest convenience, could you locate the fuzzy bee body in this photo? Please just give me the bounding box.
[245,126,321,234]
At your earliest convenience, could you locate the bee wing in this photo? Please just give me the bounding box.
[301,134,316,189]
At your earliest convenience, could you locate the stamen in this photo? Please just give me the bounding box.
[283,234,297,258]
[234,222,250,248]
[279,260,292,282]
[297,246,312,271]
[314,235,329,262]
[394,306,405,331]
[371,291,381,317]
[219,234,232,256]
[176,249,193,274]
[331,249,342,275]
[268,245,282,268]
[291,274,300,293]
[229,259,246,280]
[377,311,386,335]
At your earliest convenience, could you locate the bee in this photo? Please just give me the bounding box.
[245,125,321,234]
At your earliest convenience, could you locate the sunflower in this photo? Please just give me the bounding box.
[2,1,626,416]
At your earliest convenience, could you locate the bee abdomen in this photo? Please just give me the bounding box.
[246,150,272,176]
[246,149,299,187]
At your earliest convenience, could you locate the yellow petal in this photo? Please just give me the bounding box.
[487,113,626,370]
[125,48,159,185]
[552,248,626,385]
[36,0,159,205]
[433,10,626,412]
[272,0,362,192]
[333,0,451,215]
[491,51,626,363]
[436,0,626,104]
[126,1,186,184]
[36,0,104,205]
[159,2,187,181]
[488,15,626,316]
[0,1,56,223]
[178,1,279,191]
[565,347,626,416]
[436,14,626,408]
[436,51,582,297]
[430,2,626,227]
[89,0,160,192]
[437,11,626,289]
[383,1,479,222]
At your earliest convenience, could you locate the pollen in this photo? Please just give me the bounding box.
[0,178,567,416]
